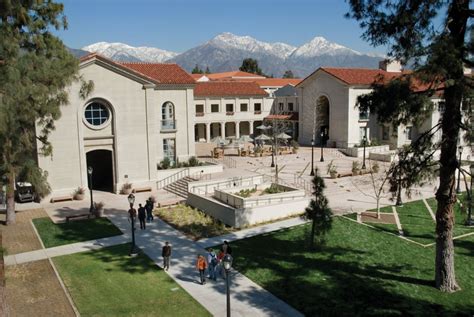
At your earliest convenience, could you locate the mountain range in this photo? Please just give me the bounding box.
[81,32,385,77]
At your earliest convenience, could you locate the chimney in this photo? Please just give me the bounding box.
[379,59,402,72]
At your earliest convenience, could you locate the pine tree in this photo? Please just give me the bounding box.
[304,169,333,249]
[205,66,211,74]
[0,1,91,225]
[282,70,295,78]
[346,0,472,292]
[191,64,203,74]
[239,58,265,76]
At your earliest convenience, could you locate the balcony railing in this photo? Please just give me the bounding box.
[226,111,234,116]
[254,110,262,114]
[195,112,204,117]
[161,119,176,131]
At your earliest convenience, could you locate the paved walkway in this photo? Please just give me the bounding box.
[5,206,304,316]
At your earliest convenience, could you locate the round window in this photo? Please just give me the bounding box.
[84,102,110,126]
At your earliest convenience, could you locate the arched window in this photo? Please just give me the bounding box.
[161,102,176,130]
[84,101,110,127]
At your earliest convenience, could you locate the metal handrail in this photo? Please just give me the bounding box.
[156,168,189,189]
[222,156,237,168]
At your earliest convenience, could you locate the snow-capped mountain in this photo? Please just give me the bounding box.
[82,42,178,63]
[80,33,384,77]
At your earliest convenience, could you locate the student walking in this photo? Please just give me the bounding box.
[162,242,171,271]
[145,198,154,223]
[138,203,146,229]
[206,248,217,281]
[196,255,208,285]
[221,240,232,255]
[216,249,225,279]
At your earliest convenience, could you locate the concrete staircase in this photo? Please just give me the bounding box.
[163,176,197,198]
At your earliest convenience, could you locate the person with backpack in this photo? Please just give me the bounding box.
[196,254,208,285]
[206,248,217,281]
[145,199,154,223]
[162,241,171,271]
[138,203,146,230]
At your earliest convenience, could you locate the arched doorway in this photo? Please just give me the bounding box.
[86,150,114,192]
[316,96,330,145]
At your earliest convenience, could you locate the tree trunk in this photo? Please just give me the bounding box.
[5,173,15,225]
[310,218,316,249]
[376,199,380,219]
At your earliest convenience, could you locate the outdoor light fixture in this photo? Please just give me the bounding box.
[127,193,138,255]
[310,139,315,176]
[87,166,94,214]
[362,133,367,170]
[456,146,463,194]
[222,254,233,317]
[320,131,325,162]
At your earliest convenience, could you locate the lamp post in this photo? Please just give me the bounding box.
[222,254,233,317]
[320,131,325,162]
[396,167,403,206]
[310,139,315,176]
[128,193,138,255]
[466,164,474,226]
[362,133,367,170]
[456,146,463,194]
[87,167,94,214]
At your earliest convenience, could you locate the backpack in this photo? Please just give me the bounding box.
[210,253,218,265]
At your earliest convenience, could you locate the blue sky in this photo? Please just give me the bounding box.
[54,0,433,54]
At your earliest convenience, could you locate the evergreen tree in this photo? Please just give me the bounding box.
[0,0,92,225]
[347,0,473,292]
[191,64,203,74]
[304,169,333,249]
[282,70,295,78]
[205,66,211,74]
[239,58,265,76]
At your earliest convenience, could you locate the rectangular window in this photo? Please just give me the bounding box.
[211,104,219,113]
[382,125,390,141]
[406,127,413,141]
[438,102,445,113]
[163,138,176,163]
[359,109,369,120]
[226,104,234,112]
[240,103,248,112]
[254,103,262,112]
[195,104,204,116]
[278,102,284,111]
[288,102,294,112]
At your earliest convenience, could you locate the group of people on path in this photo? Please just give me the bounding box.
[159,240,233,286]
[197,241,233,285]
[129,198,155,230]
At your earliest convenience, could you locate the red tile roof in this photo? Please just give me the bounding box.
[121,62,195,85]
[253,78,302,87]
[265,113,299,121]
[190,74,207,80]
[320,68,402,85]
[194,81,268,97]
[206,71,266,80]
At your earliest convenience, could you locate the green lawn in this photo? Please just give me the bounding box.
[33,217,122,248]
[396,201,436,245]
[229,217,474,316]
[370,222,400,235]
[367,205,393,213]
[54,243,210,316]
[426,194,474,237]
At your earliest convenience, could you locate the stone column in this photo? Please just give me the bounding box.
[235,121,240,139]
[221,122,226,138]
[249,120,254,136]
[206,123,211,142]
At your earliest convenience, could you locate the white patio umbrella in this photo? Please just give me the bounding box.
[238,135,254,143]
[254,134,271,141]
[276,132,292,139]
[211,136,226,145]
[256,124,272,130]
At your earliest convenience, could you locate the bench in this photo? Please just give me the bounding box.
[66,213,93,223]
[133,186,152,193]
[338,172,352,178]
[50,195,73,203]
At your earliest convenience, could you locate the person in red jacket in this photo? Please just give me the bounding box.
[196,254,208,285]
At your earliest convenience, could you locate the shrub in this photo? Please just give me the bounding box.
[372,161,380,173]
[326,160,337,175]
[122,182,132,190]
[370,138,380,146]
[290,140,299,149]
[235,188,257,198]
[262,184,285,195]
[74,187,86,195]
[188,156,199,167]
[352,161,361,174]
[159,157,171,169]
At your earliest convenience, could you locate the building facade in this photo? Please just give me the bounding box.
[37,54,196,196]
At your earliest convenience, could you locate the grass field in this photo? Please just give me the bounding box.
[396,201,436,245]
[230,217,474,316]
[33,217,122,248]
[54,243,211,316]
[426,193,473,237]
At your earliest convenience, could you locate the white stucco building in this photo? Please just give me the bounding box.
[297,61,450,149]
[37,54,196,196]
